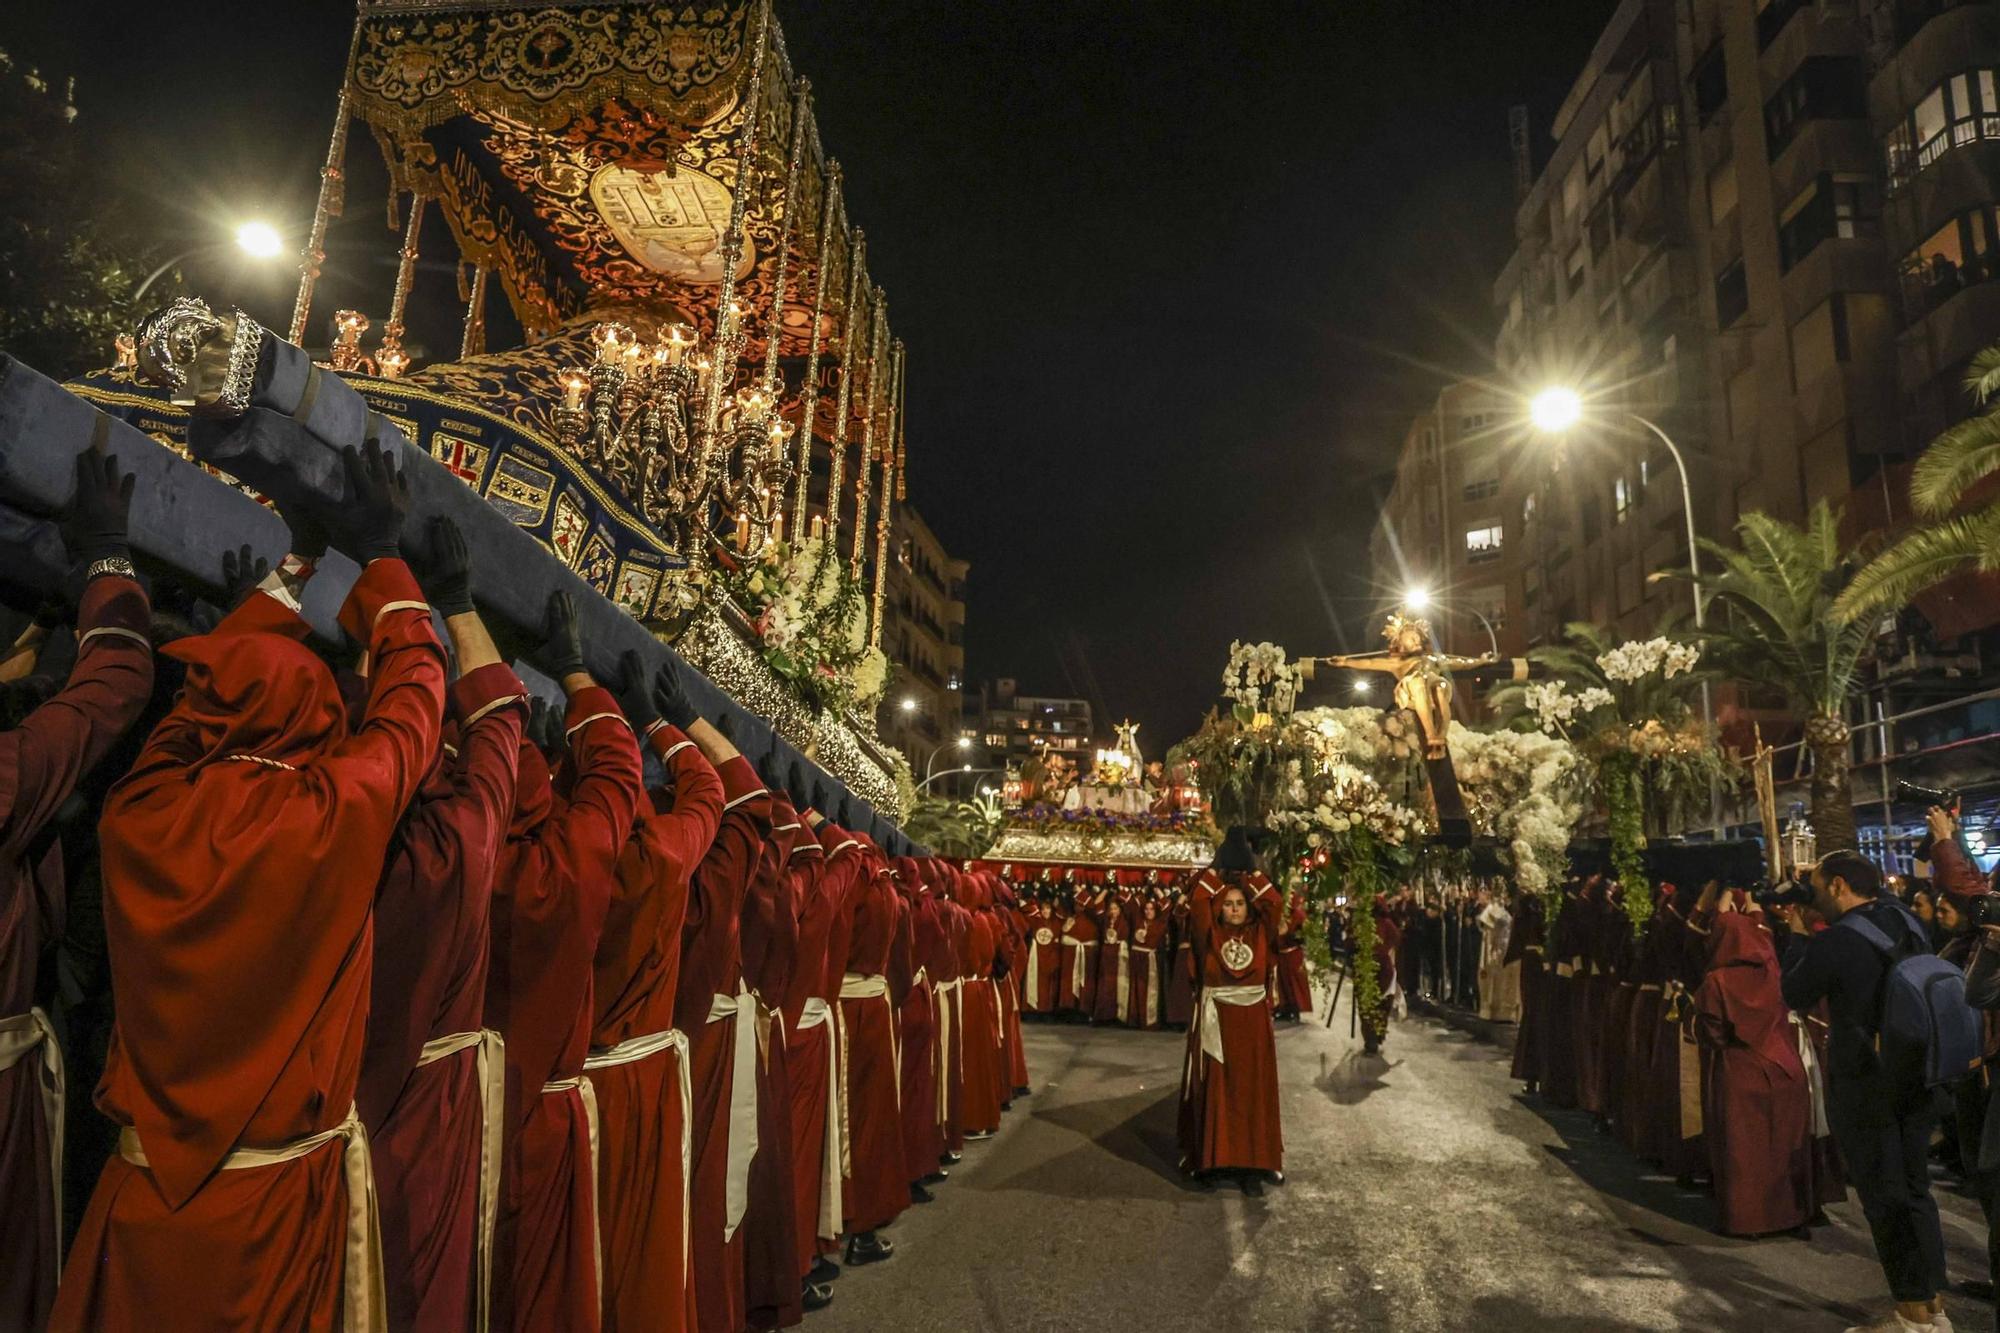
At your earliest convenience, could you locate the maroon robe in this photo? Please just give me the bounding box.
[899,867,946,1183]
[589,723,723,1333]
[741,802,804,1331]
[1177,870,1283,1173]
[59,565,443,1333]
[1057,899,1099,1015]
[937,898,968,1156]
[1508,896,1547,1084]
[1024,901,1061,1014]
[1092,890,1131,1023]
[0,574,151,1333]
[836,838,910,1235]
[360,662,527,1332]
[959,903,1005,1135]
[673,757,773,1333]
[1164,898,1195,1027]
[779,828,833,1276]
[489,689,642,1333]
[1129,902,1170,1030]
[995,885,1030,1089]
[1273,894,1313,1017]
[1691,912,1813,1235]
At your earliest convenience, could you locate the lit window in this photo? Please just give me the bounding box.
[1465,524,1503,563]
[1614,476,1632,523]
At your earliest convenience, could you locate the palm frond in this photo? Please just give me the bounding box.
[1969,344,2000,403]
[1833,510,2000,620]
[1910,410,2000,516]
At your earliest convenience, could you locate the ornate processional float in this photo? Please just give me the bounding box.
[62,0,921,821]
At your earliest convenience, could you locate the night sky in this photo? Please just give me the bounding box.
[5,0,1616,747]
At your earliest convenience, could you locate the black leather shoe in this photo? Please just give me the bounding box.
[909,1181,935,1204]
[845,1232,894,1266]
[1240,1175,1265,1198]
[809,1256,840,1285]
[802,1282,834,1312]
[920,1170,949,1185]
[942,1151,963,1164]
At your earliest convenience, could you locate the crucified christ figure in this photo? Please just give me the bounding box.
[1301,614,1503,760]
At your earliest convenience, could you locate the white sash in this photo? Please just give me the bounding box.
[793,999,843,1239]
[1131,946,1158,1026]
[1024,937,1041,1010]
[584,1026,692,1275]
[0,1007,63,1273]
[1789,1014,1831,1138]
[1114,942,1131,1024]
[933,978,961,1129]
[539,1076,601,1311]
[1063,936,1090,1001]
[121,1104,386,1333]
[707,989,759,1242]
[1193,984,1268,1071]
[415,1028,504,1333]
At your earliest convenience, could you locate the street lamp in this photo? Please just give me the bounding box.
[919,734,976,790]
[132,220,289,305]
[1531,384,1721,835]
[917,765,1003,794]
[1401,584,1497,659]
[1351,678,1373,698]
[899,697,918,713]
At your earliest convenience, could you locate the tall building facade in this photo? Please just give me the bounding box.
[1377,0,2000,670]
[969,679,1096,771]
[874,502,970,775]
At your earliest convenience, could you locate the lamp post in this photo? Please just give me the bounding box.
[921,734,975,795]
[1403,584,1498,659]
[917,764,1002,794]
[1530,387,1722,836]
[131,221,287,306]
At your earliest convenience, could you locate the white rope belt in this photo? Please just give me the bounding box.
[585,1026,692,1278]
[794,999,843,1239]
[120,1104,386,1333]
[932,979,960,1130]
[706,989,758,1242]
[415,1029,504,1333]
[1113,941,1131,1024]
[0,1008,63,1274]
[1024,939,1041,1010]
[539,1076,602,1310]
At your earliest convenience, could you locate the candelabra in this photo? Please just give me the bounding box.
[552,319,796,562]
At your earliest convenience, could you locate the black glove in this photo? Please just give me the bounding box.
[534,590,585,680]
[652,655,698,730]
[220,543,269,607]
[412,516,473,617]
[613,649,658,730]
[528,696,564,754]
[63,448,134,564]
[788,761,810,807]
[327,438,410,564]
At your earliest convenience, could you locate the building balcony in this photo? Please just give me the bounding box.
[1897,275,2000,394]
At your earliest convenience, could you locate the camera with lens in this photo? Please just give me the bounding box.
[1967,894,2000,930]
[1752,878,1813,913]
[1900,780,1964,861]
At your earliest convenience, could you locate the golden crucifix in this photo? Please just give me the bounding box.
[1302,613,1501,760]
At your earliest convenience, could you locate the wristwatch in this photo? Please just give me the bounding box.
[86,555,137,581]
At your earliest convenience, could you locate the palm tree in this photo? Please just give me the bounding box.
[902,794,1003,858]
[1681,503,1874,853]
[1836,346,2000,618]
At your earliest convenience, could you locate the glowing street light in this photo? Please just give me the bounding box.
[234,220,284,259]
[1402,585,1431,612]
[955,735,972,750]
[1528,385,1584,433]
[899,697,918,712]
[1530,381,1719,834]
[1351,678,1373,698]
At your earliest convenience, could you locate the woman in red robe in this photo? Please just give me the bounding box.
[58,447,445,1333]
[0,453,154,1333]
[739,799,805,1332]
[780,816,838,1299]
[586,664,725,1333]
[1177,832,1283,1196]
[1024,891,1061,1017]
[1273,889,1313,1020]
[958,888,1006,1137]
[1056,885,1099,1017]
[1126,892,1170,1030]
[1092,884,1131,1024]
[1690,903,1814,1236]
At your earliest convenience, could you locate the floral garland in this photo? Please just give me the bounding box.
[723,536,890,716]
[1447,722,1584,904]
[1006,804,1218,839]
[1602,751,1653,933]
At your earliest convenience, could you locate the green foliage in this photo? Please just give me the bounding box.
[1603,752,1652,934]
[0,52,158,379]
[1672,503,1870,851]
[901,795,1002,859]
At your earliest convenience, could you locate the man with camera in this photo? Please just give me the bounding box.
[1776,850,1953,1333]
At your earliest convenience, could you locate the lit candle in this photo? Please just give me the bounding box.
[592,321,632,366]
[809,514,824,541]
[560,371,588,411]
[734,512,751,549]
[663,324,696,367]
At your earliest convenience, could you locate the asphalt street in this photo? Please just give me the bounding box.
[811,1006,1994,1333]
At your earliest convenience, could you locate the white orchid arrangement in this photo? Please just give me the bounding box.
[1448,722,1585,895]
[1595,636,1701,684]
[1222,640,1303,719]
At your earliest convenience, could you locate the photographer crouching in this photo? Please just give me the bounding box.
[1776,848,1963,1332]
